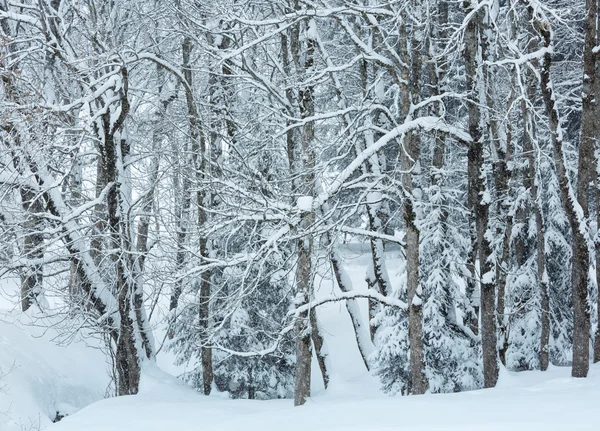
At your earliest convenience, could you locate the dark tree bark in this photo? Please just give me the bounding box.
[463,2,498,388]
[465,233,480,336]
[280,21,311,407]
[19,187,45,312]
[98,90,145,395]
[291,16,329,406]
[584,0,600,366]
[493,111,512,369]
[168,39,195,337]
[294,188,314,406]
[399,8,427,394]
[522,73,549,371]
[596,182,600,362]
[310,308,329,389]
[575,0,598,373]
[531,5,591,378]
[199,257,213,395]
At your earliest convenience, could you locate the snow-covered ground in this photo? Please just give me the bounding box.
[0,311,109,431]
[1,246,599,430]
[0,277,108,430]
[50,364,600,431]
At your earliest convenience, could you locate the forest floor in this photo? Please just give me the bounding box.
[1,246,599,430]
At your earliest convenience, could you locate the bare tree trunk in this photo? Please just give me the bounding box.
[281,23,311,406]
[310,308,329,389]
[573,0,598,374]
[115,273,141,396]
[464,2,498,388]
[292,16,326,406]
[294,198,314,405]
[465,231,480,336]
[532,6,591,378]
[167,43,194,335]
[400,6,427,395]
[494,119,512,368]
[96,63,154,395]
[199,257,213,395]
[596,179,600,362]
[19,187,45,312]
[403,177,426,394]
[585,0,600,366]
[538,204,549,371]
[90,153,106,268]
[103,129,144,395]
[180,36,214,395]
[522,73,550,371]
[103,121,143,395]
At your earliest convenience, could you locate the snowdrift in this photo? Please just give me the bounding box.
[50,363,600,431]
[0,310,109,431]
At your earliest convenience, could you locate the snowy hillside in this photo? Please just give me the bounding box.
[0,311,109,431]
[50,364,600,431]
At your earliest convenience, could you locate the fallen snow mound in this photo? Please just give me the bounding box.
[0,310,109,431]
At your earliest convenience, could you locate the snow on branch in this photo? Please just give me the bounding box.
[291,289,408,316]
[315,116,471,209]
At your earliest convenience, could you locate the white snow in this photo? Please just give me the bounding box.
[50,364,600,431]
[306,19,318,41]
[481,270,496,285]
[297,196,314,211]
[0,310,109,430]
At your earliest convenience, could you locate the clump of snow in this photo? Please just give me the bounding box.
[481,270,495,284]
[306,19,318,41]
[297,196,313,211]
